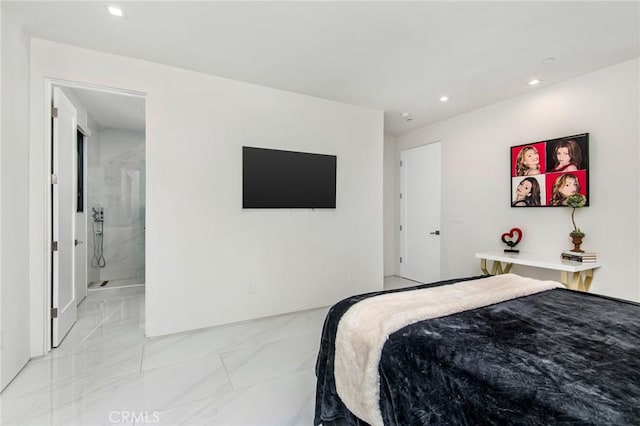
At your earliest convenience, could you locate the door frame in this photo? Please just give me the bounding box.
[51,86,78,347]
[38,78,146,355]
[398,141,442,282]
[75,127,89,307]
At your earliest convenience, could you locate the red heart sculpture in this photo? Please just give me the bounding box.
[501,227,522,247]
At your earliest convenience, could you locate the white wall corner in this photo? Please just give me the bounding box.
[383,133,398,276]
[29,39,384,340]
[392,58,640,301]
[1,5,33,388]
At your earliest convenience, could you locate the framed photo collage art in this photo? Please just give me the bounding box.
[511,133,589,207]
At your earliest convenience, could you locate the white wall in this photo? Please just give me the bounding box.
[29,39,383,349]
[89,128,145,283]
[1,8,31,389]
[0,0,4,391]
[61,88,91,132]
[383,134,397,276]
[392,58,640,301]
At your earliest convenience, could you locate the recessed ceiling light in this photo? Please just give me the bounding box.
[528,79,542,86]
[440,96,449,102]
[108,6,124,17]
[542,57,556,65]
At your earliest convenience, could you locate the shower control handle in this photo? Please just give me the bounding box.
[92,206,105,222]
[75,239,83,246]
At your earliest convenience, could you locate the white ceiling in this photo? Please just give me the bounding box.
[67,87,146,132]
[5,1,640,135]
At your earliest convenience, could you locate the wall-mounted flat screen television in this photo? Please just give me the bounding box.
[243,146,337,209]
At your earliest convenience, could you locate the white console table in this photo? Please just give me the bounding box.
[475,251,601,292]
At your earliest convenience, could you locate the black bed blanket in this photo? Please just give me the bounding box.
[314,276,640,425]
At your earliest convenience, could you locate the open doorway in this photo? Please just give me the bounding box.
[50,82,146,347]
[67,87,146,291]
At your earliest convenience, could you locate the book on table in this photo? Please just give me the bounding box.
[562,250,597,257]
[561,251,598,262]
[562,256,597,263]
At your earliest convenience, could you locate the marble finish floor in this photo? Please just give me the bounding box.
[0,276,415,425]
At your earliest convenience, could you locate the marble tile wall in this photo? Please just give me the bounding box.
[87,128,145,283]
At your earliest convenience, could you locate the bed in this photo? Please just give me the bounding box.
[314,274,640,425]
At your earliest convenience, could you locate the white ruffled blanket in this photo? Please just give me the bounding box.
[334,273,563,426]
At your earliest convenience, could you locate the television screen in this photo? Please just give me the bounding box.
[243,146,337,208]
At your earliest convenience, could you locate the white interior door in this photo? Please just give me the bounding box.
[52,87,78,347]
[400,142,441,283]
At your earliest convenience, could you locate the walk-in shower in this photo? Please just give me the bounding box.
[87,126,146,290]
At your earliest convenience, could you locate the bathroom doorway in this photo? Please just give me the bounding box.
[47,80,147,349]
[52,83,146,299]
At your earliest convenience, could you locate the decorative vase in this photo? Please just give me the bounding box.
[571,235,584,253]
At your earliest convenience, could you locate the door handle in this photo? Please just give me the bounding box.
[429,230,440,235]
[75,239,84,246]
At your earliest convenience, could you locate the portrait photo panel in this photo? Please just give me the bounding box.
[545,170,588,207]
[512,175,546,207]
[511,141,547,177]
[545,134,589,173]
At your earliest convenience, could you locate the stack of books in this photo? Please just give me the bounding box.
[561,251,598,263]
